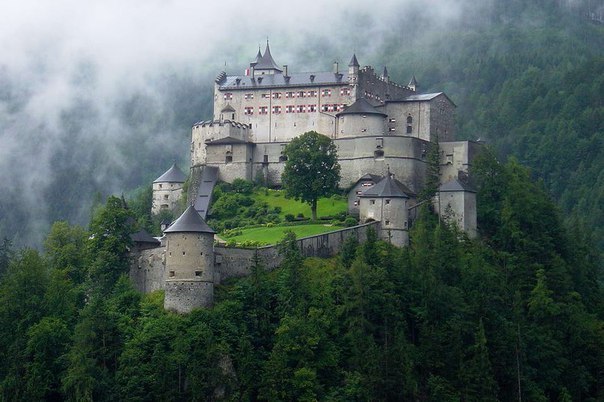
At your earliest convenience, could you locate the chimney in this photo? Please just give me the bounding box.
[283,64,289,77]
[333,61,339,74]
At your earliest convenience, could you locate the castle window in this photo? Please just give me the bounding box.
[389,118,396,123]
[362,115,367,118]
[195,271,202,277]
[285,91,295,98]
[385,220,390,226]
[376,138,383,148]
[261,93,270,98]
[296,105,305,113]
[370,200,376,205]
[385,199,390,205]
[225,155,233,163]
[406,125,412,134]
[224,93,233,100]
[272,92,282,99]
[286,105,295,113]
[404,221,408,229]
[263,155,269,163]
[279,155,288,162]
[244,107,254,115]
[374,149,384,159]
[308,104,317,112]
[164,195,169,200]
[272,105,282,114]
[307,90,317,97]
[361,128,367,132]
[321,88,332,96]
[259,106,268,115]
[389,127,396,132]
[298,91,305,98]
[321,105,329,112]
[244,93,254,100]
[446,154,453,164]
[407,116,413,124]
[159,184,163,188]
[169,271,175,277]
[161,204,169,210]
[340,87,351,96]
[182,251,186,255]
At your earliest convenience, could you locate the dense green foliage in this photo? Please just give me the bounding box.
[282,131,341,220]
[0,154,602,401]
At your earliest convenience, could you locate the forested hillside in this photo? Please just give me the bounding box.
[0,152,602,401]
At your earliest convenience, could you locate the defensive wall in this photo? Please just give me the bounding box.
[129,221,380,292]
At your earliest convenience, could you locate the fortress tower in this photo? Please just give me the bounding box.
[152,163,187,215]
[163,205,216,313]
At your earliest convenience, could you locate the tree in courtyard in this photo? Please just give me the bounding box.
[281,131,340,220]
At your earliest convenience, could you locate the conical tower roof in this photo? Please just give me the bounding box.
[250,46,262,67]
[336,98,387,117]
[164,205,215,234]
[254,41,282,71]
[349,53,359,67]
[154,163,187,183]
[408,75,418,87]
[360,175,412,198]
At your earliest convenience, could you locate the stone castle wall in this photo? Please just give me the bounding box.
[129,222,381,293]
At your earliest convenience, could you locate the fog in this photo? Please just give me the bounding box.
[0,0,489,246]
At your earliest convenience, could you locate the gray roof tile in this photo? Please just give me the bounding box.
[360,175,413,198]
[336,98,387,117]
[164,205,216,234]
[154,164,187,183]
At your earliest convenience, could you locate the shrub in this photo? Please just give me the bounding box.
[297,213,305,219]
[285,214,295,222]
[232,178,254,194]
[344,217,358,227]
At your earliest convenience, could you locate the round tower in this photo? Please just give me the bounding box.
[163,205,216,313]
[358,173,413,247]
[152,163,187,215]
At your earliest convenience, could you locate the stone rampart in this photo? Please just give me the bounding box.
[214,221,380,282]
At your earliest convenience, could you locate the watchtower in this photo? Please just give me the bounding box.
[163,205,216,313]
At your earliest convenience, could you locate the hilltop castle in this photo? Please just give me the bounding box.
[138,42,481,313]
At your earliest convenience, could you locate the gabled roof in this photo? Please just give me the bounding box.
[254,41,282,72]
[206,136,249,145]
[164,205,216,234]
[349,54,359,67]
[336,98,387,117]
[404,92,443,101]
[408,75,418,87]
[359,175,413,198]
[439,179,476,193]
[130,229,160,245]
[221,104,235,113]
[154,163,187,183]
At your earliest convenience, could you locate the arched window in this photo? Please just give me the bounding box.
[406,115,413,134]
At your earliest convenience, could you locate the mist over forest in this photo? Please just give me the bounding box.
[1,0,603,249]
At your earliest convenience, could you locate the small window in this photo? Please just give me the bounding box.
[374,149,384,159]
[407,116,413,124]
[182,251,186,256]
[385,220,390,226]
[385,199,390,205]
[263,155,269,163]
[406,125,412,134]
[389,118,396,123]
[370,200,376,205]
[224,93,233,100]
[225,155,233,163]
[169,271,175,277]
[376,138,383,148]
[159,184,163,189]
[195,271,202,277]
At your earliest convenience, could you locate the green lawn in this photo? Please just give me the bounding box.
[226,224,344,245]
[252,189,347,219]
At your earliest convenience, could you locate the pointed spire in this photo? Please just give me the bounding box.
[408,75,419,90]
[349,53,359,67]
[250,46,262,67]
[254,39,282,72]
[382,66,388,78]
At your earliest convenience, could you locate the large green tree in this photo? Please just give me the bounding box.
[281,131,340,220]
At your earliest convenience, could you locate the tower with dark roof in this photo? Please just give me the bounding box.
[163,205,216,313]
[152,163,187,215]
[358,172,415,246]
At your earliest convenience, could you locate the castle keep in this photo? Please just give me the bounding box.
[132,43,481,313]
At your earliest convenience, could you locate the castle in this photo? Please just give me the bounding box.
[137,42,481,313]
